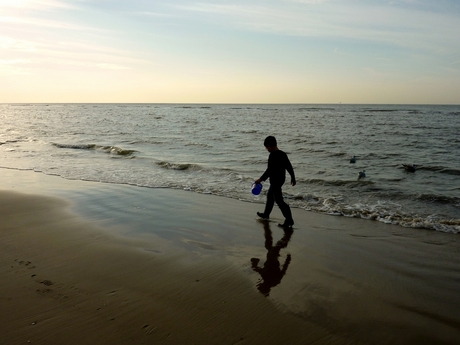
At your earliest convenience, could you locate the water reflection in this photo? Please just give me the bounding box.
[251,221,293,296]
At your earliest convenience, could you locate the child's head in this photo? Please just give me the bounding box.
[264,136,277,150]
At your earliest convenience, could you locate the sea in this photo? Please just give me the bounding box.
[1,103,459,233]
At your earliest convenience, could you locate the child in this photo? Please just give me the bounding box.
[255,136,296,228]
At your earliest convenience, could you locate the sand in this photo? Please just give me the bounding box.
[1,170,460,345]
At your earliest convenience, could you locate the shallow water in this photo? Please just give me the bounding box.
[1,103,459,233]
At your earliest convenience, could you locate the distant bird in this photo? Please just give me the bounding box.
[358,170,366,180]
[350,156,356,163]
[403,164,417,172]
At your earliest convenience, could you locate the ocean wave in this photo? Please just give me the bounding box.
[100,146,137,156]
[417,193,460,206]
[363,109,399,112]
[128,139,166,145]
[287,195,460,233]
[174,105,211,109]
[440,168,460,176]
[304,178,375,187]
[297,107,336,111]
[327,152,347,157]
[52,143,137,156]
[184,142,213,148]
[288,138,311,145]
[52,143,97,150]
[156,161,204,171]
[419,166,460,176]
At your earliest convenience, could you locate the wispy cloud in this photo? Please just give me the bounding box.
[0,0,78,10]
[0,16,103,32]
[0,59,31,64]
[0,28,144,77]
[174,1,460,53]
[0,0,141,75]
[0,37,39,53]
[0,58,32,75]
[0,0,104,34]
[286,0,329,3]
[132,11,179,18]
[96,63,131,70]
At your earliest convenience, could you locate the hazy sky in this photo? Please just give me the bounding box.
[1,0,459,103]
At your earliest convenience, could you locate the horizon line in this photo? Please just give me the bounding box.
[2,102,460,106]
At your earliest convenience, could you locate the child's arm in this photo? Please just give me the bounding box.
[286,156,296,186]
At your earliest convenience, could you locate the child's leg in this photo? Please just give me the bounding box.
[272,187,294,225]
[263,186,275,216]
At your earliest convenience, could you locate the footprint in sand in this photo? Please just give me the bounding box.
[36,288,53,295]
[142,324,157,335]
[14,259,36,270]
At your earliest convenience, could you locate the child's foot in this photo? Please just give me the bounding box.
[278,220,294,229]
[257,212,269,220]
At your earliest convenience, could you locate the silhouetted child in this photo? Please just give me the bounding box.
[255,136,296,228]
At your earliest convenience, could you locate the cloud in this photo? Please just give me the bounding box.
[0,0,100,33]
[132,11,179,18]
[0,0,148,76]
[174,1,460,53]
[0,58,32,75]
[0,59,31,65]
[286,0,329,3]
[0,34,142,75]
[0,0,77,10]
[0,16,103,32]
[96,63,131,70]
[0,37,39,53]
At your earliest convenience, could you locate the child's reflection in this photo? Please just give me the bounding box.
[251,221,293,296]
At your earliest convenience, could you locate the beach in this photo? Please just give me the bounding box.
[1,170,460,345]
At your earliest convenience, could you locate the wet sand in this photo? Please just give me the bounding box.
[1,170,460,344]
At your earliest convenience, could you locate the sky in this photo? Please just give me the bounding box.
[1,0,459,104]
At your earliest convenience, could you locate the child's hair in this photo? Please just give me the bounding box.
[264,136,277,147]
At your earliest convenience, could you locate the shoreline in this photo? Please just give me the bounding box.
[1,170,460,344]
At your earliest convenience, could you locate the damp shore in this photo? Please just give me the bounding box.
[1,170,460,344]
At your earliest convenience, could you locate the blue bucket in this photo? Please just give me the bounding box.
[251,182,263,196]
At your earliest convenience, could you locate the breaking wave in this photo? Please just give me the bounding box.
[52,143,137,156]
[285,194,460,234]
[156,161,204,171]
